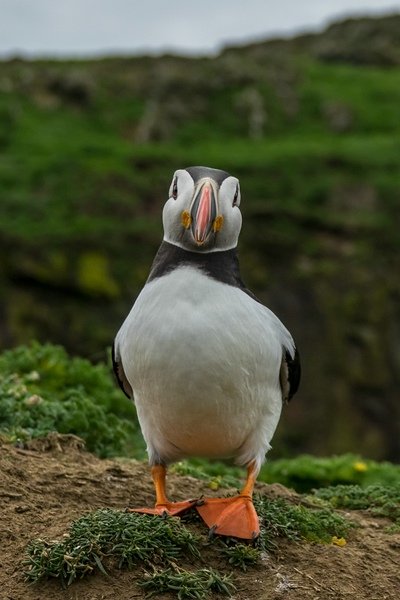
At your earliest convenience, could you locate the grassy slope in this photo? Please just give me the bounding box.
[1,58,399,243]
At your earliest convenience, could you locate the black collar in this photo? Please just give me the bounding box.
[147,241,256,300]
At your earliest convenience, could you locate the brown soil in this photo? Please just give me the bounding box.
[1,434,399,600]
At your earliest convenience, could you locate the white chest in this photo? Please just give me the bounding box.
[116,266,288,463]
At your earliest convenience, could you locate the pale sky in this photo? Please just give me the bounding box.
[0,0,399,57]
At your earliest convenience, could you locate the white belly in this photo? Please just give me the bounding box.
[116,266,290,471]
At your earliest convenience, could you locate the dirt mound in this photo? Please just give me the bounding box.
[1,435,399,600]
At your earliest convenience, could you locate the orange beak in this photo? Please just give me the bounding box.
[191,181,217,245]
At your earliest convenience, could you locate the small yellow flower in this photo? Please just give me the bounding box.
[208,476,221,491]
[332,536,347,547]
[353,461,368,472]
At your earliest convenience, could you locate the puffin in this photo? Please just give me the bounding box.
[112,166,300,540]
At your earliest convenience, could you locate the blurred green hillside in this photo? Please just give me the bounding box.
[0,14,399,461]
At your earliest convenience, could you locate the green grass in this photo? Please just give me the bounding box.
[172,454,400,493]
[259,454,400,491]
[3,132,398,242]
[140,567,236,599]
[220,543,261,571]
[254,496,353,550]
[312,484,400,528]
[298,62,400,135]
[2,57,400,248]
[25,510,200,587]
[170,460,242,490]
[24,495,354,593]
[0,341,144,458]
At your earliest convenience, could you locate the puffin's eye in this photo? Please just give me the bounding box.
[232,184,240,207]
[172,178,178,200]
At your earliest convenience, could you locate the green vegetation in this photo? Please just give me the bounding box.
[313,484,400,528]
[24,495,353,593]
[260,454,400,491]
[25,510,200,586]
[172,454,400,492]
[0,341,144,458]
[140,568,236,599]
[220,543,260,571]
[171,460,242,490]
[254,496,352,549]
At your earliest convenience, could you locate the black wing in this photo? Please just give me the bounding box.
[280,346,301,403]
[111,343,133,399]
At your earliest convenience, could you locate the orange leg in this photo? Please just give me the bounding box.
[241,461,258,497]
[196,461,260,540]
[127,465,197,517]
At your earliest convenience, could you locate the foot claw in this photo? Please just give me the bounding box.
[127,499,198,517]
[196,495,260,540]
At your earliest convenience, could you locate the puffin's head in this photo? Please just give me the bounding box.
[162,166,242,252]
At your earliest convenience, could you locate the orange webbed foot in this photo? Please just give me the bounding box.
[196,495,260,540]
[127,499,198,517]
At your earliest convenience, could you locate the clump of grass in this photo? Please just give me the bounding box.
[313,484,400,527]
[220,543,260,571]
[140,567,236,599]
[25,509,200,586]
[254,495,354,550]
